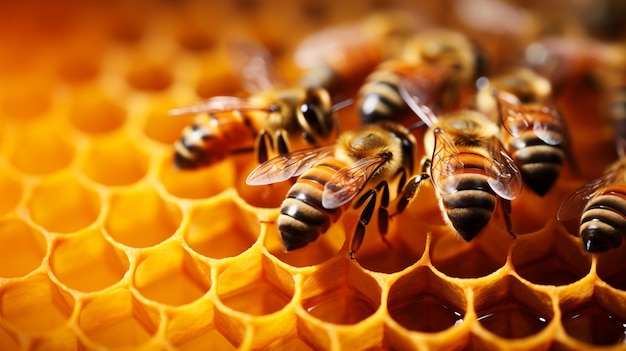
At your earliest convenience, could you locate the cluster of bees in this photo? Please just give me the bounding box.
[170,9,625,258]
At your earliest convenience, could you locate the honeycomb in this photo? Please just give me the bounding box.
[1,0,625,350]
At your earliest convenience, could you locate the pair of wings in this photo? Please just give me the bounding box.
[495,90,566,146]
[557,162,625,222]
[430,128,523,200]
[246,146,390,209]
[400,78,523,200]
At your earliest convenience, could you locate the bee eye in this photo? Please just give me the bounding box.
[301,102,324,136]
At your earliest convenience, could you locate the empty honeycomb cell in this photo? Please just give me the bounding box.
[183,191,259,259]
[77,287,160,349]
[57,55,100,84]
[560,285,626,346]
[104,186,182,248]
[212,253,300,349]
[174,22,218,53]
[81,136,150,186]
[297,259,384,350]
[300,259,381,325]
[473,276,554,341]
[125,61,174,92]
[0,172,22,217]
[216,252,294,316]
[6,123,75,175]
[511,222,592,286]
[0,273,74,333]
[68,90,126,134]
[49,228,129,292]
[0,217,47,278]
[429,223,512,279]
[133,241,211,306]
[387,266,466,334]
[27,175,101,233]
[157,156,236,199]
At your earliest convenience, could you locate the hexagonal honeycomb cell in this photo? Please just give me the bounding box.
[1,0,625,350]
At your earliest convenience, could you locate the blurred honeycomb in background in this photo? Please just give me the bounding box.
[1,0,625,350]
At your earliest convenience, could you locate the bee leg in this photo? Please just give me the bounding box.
[376,181,392,249]
[500,199,516,239]
[255,130,272,164]
[394,173,429,216]
[420,157,431,173]
[275,129,290,155]
[350,189,378,258]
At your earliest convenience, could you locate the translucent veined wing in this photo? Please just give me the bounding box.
[227,38,285,93]
[322,153,390,209]
[246,145,336,186]
[398,76,440,128]
[485,137,523,200]
[430,128,464,195]
[557,166,621,222]
[496,90,565,145]
[169,96,276,117]
[495,90,529,138]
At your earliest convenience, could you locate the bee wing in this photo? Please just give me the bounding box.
[398,76,440,128]
[246,146,336,186]
[430,128,464,195]
[496,90,565,145]
[495,90,529,138]
[531,105,566,146]
[322,155,389,209]
[169,96,275,117]
[227,38,285,93]
[486,137,523,200]
[557,170,618,222]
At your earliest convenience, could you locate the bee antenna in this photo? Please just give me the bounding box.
[407,120,426,131]
[331,98,354,112]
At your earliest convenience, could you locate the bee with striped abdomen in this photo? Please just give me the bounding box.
[476,68,571,196]
[171,40,342,169]
[357,29,487,125]
[558,156,626,252]
[399,91,522,241]
[246,121,418,257]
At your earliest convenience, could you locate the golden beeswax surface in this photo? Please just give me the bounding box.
[1,0,626,350]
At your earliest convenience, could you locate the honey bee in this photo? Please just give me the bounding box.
[171,40,342,169]
[246,121,418,256]
[475,68,570,196]
[357,29,487,125]
[398,93,522,241]
[293,11,423,94]
[558,156,626,252]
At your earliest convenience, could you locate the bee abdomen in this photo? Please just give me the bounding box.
[278,162,343,251]
[358,74,405,124]
[511,135,564,196]
[580,192,626,252]
[440,176,496,242]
